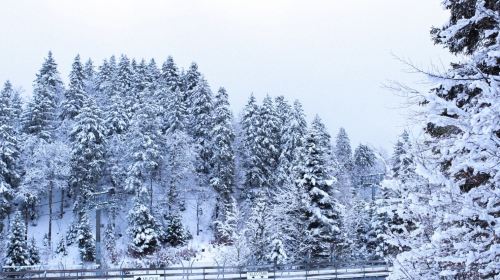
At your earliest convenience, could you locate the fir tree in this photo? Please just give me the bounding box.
[335,128,352,168]
[189,79,214,182]
[164,213,190,247]
[62,55,87,120]
[4,211,30,267]
[22,51,63,140]
[298,125,342,261]
[210,87,235,198]
[256,95,281,193]
[127,201,160,256]
[27,237,40,265]
[352,144,376,187]
[69,97,106,202]
[161,56,181,92]
[213,196,239,245]
[76,213,96,262]
[56,236,68,256]
[0,81,20,224]
[241,94,262,198]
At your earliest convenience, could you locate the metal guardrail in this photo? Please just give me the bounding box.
[1,260,391,279]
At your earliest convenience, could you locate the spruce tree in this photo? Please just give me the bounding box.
[62,55,87,120]
[69,97,106,202]
[22,51,63,140]
[189,79,214,182]
[27,237,40,265]
[56,236,68,256]
[161,56,181,92]
[298,125,342,261]
[390,2,499,278]
[4,211,30,267]
[164,213,190,247]
[335,128,352,170]
[127,201,160,256]
[0,81,20,226]
[256,95,281,193]
[241,94,262,198]
[210,87,235,198]
[76,213,96,262]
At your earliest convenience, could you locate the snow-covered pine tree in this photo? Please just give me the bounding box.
[127,201,160,256]
[76,212,96,262]
[335,127,353,170]
[55,236,68,256]
[333,127,354,202]
[164,213,190,247]
[310,116,337,179]
[213,196,239,245]
[181,62,201,101]
[1,81,22,130]
[0,81,21,228]
[161,56,181,92]
[189,78,214,183]
[271,100,308,262]
[125,99,163,207]
[240,94,262,198]
[210,87,235,198]
[352,144,376,189]
[27,237,40,265]
[276,99,307,187]
[22,51,63,140]
[256,95,281,194]
[4,211,29,267]
[116,55,136,116]
[69,97,106,205]
[390,1,499,278]
[164,88,187,134]
[83,58,97,90]
[61,55,87,120]
[298,124,342,261]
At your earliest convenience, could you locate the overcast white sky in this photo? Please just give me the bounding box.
[0,0,452,152]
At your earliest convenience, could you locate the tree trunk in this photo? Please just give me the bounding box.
[60,188,64,219]
[48,181,53,247]
[150,177,153,210]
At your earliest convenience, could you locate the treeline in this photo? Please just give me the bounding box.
[0,52,387,266]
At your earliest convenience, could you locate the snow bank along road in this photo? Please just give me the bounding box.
[1,261,391,279]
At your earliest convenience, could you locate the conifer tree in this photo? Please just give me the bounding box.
[189,79,214,182]
[62,55,87,120]
[69,97,106,202]
[210,87,235,199]
[164,213,190,247]
[0,81,20,226]
[335,128,352,170]
[22,51,63,140]
[390,2,499,278]
[161,56,181,92]
[298,125,342,261]
[27,237,40,265]
[213,197,238,245]
[127,201,160,256]
[256,95,281,193]
[352,144,376,187]
[56,236,68,256]
[76,213,96,262]
[241,94,262,198]
[4,211,30,267]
